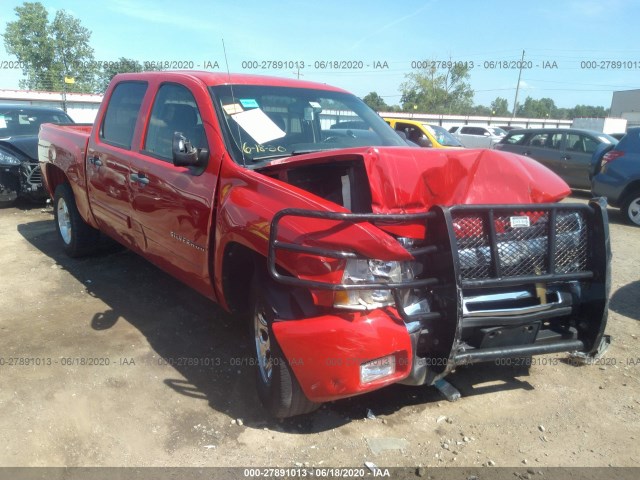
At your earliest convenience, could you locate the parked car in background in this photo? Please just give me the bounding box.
[494,128,618,190]
[592,127,640,226]
[0,105,74,206]
[450,125,506,148]
[384,118,463,148]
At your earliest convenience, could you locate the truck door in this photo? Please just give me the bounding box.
[86,81,147,247]
[129,82,217,292]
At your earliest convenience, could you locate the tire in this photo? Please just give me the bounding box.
[53,183,100,257]
[250,277,320,418]
[621,191,640,227]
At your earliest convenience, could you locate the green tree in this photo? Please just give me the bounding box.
[466,105,492,116]
[568,104,609,118]
[490,97,509,116]
[94,57,163,93]
[3,2,96,92]
[362,92,389,111]
[400,62,473,114]
[517,96,558,118]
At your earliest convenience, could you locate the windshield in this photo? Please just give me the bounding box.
[423,124,463,147]
[596,134,618,145]
[488,127,507,137]
[0,108,73,137]
[210,85,406,165]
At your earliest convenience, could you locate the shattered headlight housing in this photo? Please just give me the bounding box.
[0,149,20,166]
[333,237,424,310]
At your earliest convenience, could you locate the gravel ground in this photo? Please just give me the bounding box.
[0,194,637,472]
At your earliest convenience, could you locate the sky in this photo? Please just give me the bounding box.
[1,0,639,110]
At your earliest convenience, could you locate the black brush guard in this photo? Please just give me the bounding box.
[268,198,611,386]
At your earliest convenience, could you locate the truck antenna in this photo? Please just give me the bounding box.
[222,38,246,166]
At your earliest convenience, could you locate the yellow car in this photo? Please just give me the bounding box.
[384,118,464,149]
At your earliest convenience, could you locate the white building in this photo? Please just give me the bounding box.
[0,89,102,123]
[610,89,640,127]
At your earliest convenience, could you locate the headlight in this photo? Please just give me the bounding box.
[0,150,21,166]
[333,238,424,310]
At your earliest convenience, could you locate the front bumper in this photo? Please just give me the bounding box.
[269,199,611,401]
[273,309,412,402]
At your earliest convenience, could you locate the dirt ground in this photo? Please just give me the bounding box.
[0,193,638,472]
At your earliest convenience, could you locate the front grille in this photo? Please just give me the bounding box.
[453,209,589,280]
[22,163,42,187]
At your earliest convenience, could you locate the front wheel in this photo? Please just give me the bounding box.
[54,183,100,257]
[250,277,320,418]
[621,191,640,226]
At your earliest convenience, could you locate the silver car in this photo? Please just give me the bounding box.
[450,125,506,148]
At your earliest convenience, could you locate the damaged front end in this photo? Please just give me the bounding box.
[261,148,611,402]
[267,200,610,398]
[0,140,46,205]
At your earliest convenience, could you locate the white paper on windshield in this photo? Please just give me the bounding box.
[232,108,286,144]
[0,117,6,129]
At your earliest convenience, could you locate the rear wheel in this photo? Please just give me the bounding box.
[54,183,100,257]
[250,277,320,418]
[621,191,640,226]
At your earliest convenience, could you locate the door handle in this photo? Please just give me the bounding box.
[523,151,530,156]
[89,156,103,167]
[130,172,150,186]
[562,155,571,161]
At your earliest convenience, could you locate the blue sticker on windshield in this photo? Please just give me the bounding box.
[239,98,259,108]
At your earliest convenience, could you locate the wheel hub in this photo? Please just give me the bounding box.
[57,197,72,244]
[254,307,272,385]
[628,198,640,225]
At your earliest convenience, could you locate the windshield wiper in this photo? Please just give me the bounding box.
[250,153,291,162]
[290,149,328,155]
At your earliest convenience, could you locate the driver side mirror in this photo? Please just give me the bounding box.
[172,132,208,167]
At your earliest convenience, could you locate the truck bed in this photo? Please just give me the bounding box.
[38,123,93,220]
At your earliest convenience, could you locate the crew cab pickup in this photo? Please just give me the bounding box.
[39,71,611,418]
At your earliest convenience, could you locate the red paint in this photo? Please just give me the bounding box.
[273,309,412,402]
[39,71,573,403]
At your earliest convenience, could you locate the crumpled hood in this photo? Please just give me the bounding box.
[263,146,571,213]
[361,147,571,213]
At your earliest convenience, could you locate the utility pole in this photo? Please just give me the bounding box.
[511,50,525,119]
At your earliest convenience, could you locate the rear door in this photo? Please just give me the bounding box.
[86,81,148,247]
[521,131,565,177]
[129,81,218,291]
[563,132,599,189]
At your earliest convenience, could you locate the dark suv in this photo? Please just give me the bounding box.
[592,127,640,226]
[494,128,618,189]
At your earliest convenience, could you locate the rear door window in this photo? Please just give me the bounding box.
[460,126,485,136]
[566,133,597,154]
[100,81,148,149]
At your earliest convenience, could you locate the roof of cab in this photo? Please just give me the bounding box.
[111,70,349,93]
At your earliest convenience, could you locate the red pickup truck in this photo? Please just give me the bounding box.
[38,71,611,418]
